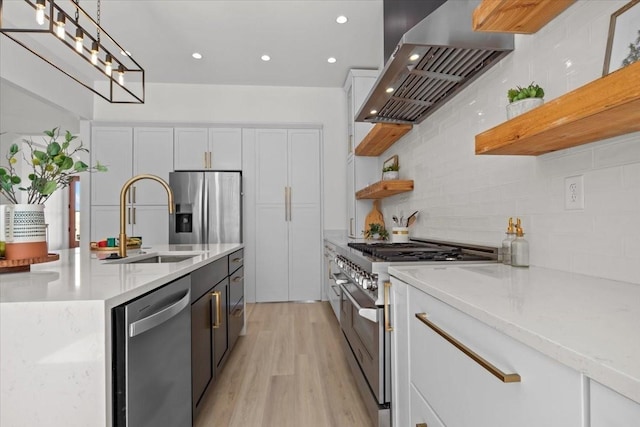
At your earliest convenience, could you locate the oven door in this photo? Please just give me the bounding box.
[339,282,384,404]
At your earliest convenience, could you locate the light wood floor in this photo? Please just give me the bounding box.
[194,302,373,427]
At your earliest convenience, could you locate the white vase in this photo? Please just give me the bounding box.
[506,98,544,120]
[382,171,399,181]
[3,204,48,259]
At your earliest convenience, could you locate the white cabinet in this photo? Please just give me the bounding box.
[91,205,169,245]
[252,128,322,302]
[389,279,410,427]
[344,70,379,237]
[174,127,241,170]
[591,380,640,427]
[345,69,378,153]
[390,276,584,427]
[90,126,173,244]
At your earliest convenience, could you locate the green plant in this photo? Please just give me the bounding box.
[363,223,389,240]
[382,164,399,172]
[507,82,545,103]
[0,127,107,204]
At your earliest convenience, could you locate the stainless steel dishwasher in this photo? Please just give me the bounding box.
[112,275,192,427]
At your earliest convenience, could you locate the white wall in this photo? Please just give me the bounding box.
[377,0,640,284]
[93,83,347,230]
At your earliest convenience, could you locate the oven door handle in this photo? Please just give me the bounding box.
[331,272,349,285]
[339,284,378,323]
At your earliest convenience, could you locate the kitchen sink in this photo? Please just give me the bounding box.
[105,252,201,264]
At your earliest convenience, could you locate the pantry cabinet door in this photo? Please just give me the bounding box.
[133,128,174,205]
[91,127,133,205]
[255,204,288,302]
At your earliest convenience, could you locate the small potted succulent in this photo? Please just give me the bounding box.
[382,163,399,180]
[506,82,545,119]
[363,223,389,241]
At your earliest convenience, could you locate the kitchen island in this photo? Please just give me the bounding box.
[0,243,243,427]
[389,263,640,426]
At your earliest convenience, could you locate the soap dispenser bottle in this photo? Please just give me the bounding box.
[501,217,515,265]
[511,218,529,267]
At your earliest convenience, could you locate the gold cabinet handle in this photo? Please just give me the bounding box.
[203,152,208,168]
[232,306,244,318]
[211,291,222,328]
[132,186,136,204]
[415,313,521,383]
[384,281,393,332]
[132,207,136,225]
[127,207,131,225]
[232,257,244,263]
[417,424,428,427]
[232,275,244,283]
[349,218,354,236]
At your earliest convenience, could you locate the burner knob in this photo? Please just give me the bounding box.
[361,277,372,289]
[368,278,378,291]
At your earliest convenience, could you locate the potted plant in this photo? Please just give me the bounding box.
[0,127,106,259]
[382,163,399,180]
[506,82,545,119]
[363,223,389,241]
[382,155,400,180]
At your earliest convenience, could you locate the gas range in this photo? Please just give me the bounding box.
[334,238,498,305]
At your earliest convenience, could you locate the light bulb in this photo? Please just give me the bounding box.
[55,12,65,39]
[90,42,99,65]
[74,29,83,53]
[35,0,46,25]
[117,65,125,86]
[105,54,113,76]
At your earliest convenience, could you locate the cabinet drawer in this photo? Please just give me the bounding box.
[191,258,227,301]
[228,249,244,274]
[229,266,244,308]
[229,298,244,351]
[410,384,444,427]
[408,286,582,427]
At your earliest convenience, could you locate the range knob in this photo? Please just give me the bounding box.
[361,276,372,289]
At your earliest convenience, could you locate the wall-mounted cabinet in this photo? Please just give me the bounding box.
[174,127,242,170]
[345,69,378,154]
[475,61,640,156]
[472,0,576,34]
[355,123,413,156]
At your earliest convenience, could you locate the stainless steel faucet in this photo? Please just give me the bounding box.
[119,174,174,258]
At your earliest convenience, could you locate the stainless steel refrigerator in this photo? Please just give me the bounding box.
[169,171,242,244]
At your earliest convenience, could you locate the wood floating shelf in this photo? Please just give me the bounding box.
[472,0,576,34]
[355,123,412,156]
[356,180,414,200]
[475,61,640,156]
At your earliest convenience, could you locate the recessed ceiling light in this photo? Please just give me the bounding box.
[370,109,378,115]
[120,50,131,57]
[409,53,420,61]
[192,52,202,59]
[336,15,348,24]
[261,54,271,61]
[327,57,337,64]
[386,87,394,93]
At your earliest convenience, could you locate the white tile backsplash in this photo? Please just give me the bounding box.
[379,0,640,284]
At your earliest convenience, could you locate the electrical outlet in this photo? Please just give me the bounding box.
[565,175,584,210]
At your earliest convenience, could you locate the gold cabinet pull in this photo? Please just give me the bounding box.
[132,186,136,204]
[232,257,244,263]
[416,424,428,427]
[415,313,521,383]
[127,207,131,225]
[232,306,244,318]
[211,291,222,328]
[232,275,244,283]
[132,207,136,224]
[384,281,393,332]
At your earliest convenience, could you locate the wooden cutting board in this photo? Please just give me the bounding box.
[364,200,385,232]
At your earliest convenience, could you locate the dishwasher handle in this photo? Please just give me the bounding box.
[129,290,191,338]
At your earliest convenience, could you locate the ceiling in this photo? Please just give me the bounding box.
[77,0,384,88]
[1,1,384,136]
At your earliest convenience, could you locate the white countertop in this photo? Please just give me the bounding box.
[0,243,243,308]
[389,264,640,404]
[0,243,242,427]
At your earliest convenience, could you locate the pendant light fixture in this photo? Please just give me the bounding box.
[0,0,145,104]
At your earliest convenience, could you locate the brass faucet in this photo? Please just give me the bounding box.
[119,174,174,258]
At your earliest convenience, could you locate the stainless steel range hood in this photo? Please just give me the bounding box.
[356,0,514,125]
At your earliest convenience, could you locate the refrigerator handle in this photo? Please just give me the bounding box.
[203,177,209,244]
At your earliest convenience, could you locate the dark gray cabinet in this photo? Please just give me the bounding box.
[190,249,244,421]
[190,257,227,418]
